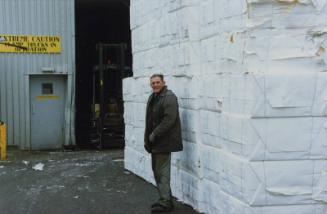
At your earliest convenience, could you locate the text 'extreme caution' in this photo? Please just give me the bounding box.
[0,35,61,54]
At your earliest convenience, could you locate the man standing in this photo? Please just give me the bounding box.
[144,74,183,213]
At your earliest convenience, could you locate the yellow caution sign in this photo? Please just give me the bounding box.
[0,35,61,54]
[0,122,7,160]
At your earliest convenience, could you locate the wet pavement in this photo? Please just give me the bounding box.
[0,148,199,214]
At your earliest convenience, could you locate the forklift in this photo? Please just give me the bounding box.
[89,43,132,149]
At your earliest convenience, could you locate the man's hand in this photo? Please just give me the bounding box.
[149,132,155,143]
[144,144,151,153]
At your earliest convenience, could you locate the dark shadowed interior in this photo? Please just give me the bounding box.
[75,0,132,147]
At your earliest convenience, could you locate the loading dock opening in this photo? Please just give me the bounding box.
[75,0,132,148]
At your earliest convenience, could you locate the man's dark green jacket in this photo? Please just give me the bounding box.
[144,86,183,153]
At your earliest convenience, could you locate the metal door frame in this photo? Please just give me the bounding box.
[28,73,68,150]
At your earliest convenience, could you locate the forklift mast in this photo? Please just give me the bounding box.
[90,43,131,149]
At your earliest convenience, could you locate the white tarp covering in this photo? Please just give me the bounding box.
[125,0,327,213]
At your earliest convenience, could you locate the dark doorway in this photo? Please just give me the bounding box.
[75,0,132,148]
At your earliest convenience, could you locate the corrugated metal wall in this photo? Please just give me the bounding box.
[0,0,75,149]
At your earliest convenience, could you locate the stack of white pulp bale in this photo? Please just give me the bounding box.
[125,0,327,213]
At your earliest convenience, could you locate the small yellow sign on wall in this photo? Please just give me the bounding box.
[0,35,61,54]
[36,95,60,100]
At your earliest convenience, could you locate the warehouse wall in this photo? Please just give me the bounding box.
[124,0,327,213]
[0,0,75,148]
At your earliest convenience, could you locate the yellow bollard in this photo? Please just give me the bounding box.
[0,122,6,160]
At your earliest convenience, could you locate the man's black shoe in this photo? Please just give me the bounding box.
[151,202,161,208]
[151,204,173,213]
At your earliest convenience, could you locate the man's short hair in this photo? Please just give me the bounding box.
[150,74,164,81]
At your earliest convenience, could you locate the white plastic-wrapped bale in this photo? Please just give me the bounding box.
[125,0,327,213]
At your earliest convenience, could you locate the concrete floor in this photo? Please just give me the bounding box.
[0,148,199,214]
